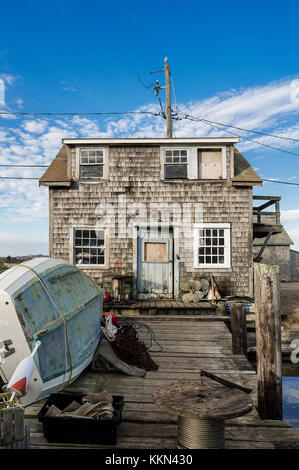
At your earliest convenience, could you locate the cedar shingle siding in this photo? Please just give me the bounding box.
[42,141,261,298]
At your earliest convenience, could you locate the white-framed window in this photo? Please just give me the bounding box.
[79,148,105,179]
[194,223,231,268]
[164,148,188,179]
[73,228,106,266]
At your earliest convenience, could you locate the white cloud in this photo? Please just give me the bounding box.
[22,120,48,134]
[0,74,299,244]
[281,210,299,222]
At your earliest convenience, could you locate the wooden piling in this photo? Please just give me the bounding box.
[230,303,247,356]
[254,263,282,420]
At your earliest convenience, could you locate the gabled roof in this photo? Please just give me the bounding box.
[39,140,262,187]
[39,145,71,187]
[232,148,262,186]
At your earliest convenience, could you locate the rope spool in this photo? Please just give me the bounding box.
[177,416,225,449]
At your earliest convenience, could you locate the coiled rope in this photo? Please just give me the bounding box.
[19,264,73,389]
[177,416,225,449]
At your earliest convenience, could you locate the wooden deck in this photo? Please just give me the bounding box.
[104,300,220,316]
[25,316,299,449]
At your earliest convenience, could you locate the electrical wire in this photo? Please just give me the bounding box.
[262,178,299,186]
[178,114,299,143]
[0,164,48,168]
[179,113,299,158]
[137,73,156,90]
[0,176,41,180]
[0,110,162,117]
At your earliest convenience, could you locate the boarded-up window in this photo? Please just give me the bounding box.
[80,148,104,179]
[164,149,188,179]
[144,242,167,262]
[198,149,222,179]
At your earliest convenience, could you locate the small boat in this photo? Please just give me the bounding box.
[0,258,102,406]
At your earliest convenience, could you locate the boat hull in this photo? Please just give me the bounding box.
[0,258,102,406]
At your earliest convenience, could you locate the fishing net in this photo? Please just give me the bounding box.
[110,324,159,372]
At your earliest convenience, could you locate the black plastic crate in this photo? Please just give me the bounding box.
[37,393,124,445]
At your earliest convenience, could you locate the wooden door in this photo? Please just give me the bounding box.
[137,227,173,299]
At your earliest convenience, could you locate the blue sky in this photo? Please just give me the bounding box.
[0,0,299,255]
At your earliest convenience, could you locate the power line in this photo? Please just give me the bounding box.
[262,178,299,186]
[136,74,156,90]
[180,113,299,158]
[0,176,41,180]
[0,164,49,168]
[178,114,299,143]
[0,110,162,117]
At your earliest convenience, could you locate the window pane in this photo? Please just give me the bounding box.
[96,230,105,239]
[81,165,103,178]
[165,150,172,157]
[165,156,172,163]
[181,150,187,156]
[181,156,187,162]
[195,227,229,267]
[75,230,82,238]
[164,164,187,179]
[173,150,179,157]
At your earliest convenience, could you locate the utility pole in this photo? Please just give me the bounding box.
[164,57,173,138]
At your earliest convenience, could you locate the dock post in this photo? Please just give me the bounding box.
[230,303,247,356]
[254,263,282,420]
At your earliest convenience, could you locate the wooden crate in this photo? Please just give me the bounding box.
[0,407,25,445]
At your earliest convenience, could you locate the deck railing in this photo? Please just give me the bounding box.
[253,195,281,225]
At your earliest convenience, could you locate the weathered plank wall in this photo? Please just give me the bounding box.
[50,144,253,298]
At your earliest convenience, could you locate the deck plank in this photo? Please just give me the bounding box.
[26,316,297,450]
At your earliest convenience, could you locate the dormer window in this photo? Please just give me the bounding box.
[79,148,104,179]
[164,149,188,179]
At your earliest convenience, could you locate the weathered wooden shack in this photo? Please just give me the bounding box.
[253,228,294,281]
[40,138,268,300]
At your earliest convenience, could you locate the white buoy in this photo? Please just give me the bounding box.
[7,341,41,401]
